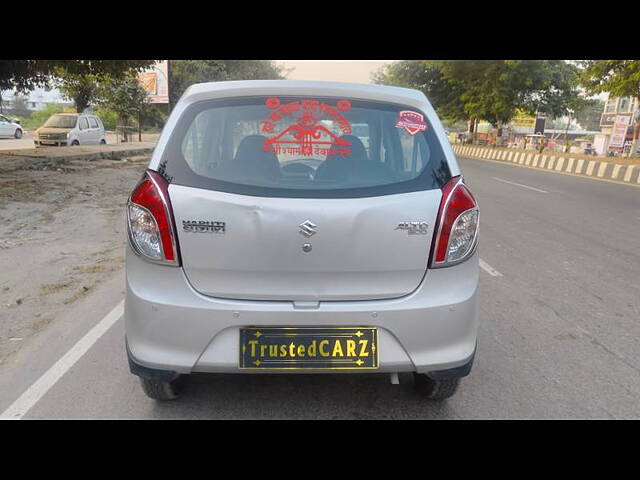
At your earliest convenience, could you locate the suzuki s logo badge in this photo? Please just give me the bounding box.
[299,220,317,238]
[395,222,429,235]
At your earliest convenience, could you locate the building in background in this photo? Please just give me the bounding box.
[593,95,639,156]
[138,61,169,104]
[0,87,69,113]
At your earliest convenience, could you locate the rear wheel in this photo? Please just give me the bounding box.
[100,139,106,145]
[14,128,22,139]
[71,140,79,146]
[413,373,460,401]
[139,375,185,401]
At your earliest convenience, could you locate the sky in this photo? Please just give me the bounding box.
[276,60,393,84]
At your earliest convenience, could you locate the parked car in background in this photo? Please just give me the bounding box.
[0,114,23,139]
[33,113,106,147]
[125,80,480,402]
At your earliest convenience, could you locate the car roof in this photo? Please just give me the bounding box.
[181,80,428,109]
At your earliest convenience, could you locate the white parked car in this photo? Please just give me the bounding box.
[0,114,23,139]
[125,80,479,402]
[33,113,106,147]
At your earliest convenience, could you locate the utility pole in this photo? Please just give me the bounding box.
[564,113,572,153]
[629,100,639,157]
[472,118,479,144]
[167,59,173,114]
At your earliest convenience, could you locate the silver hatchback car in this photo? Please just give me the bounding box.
[125,80,479,402]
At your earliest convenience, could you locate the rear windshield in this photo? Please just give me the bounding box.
[159,96,451,198]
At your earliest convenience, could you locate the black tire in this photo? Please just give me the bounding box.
[139,376,185,401]
[413,373,460,401]
[71,140,79,146]
[14,129,22,139]
[100,139,106,145]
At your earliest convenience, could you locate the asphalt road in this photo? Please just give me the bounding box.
[1,155,639,419]
[0,133,34,150]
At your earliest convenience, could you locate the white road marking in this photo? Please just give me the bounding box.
[479,258,503,277]
[491,177,549,193]
[0,300,124,420]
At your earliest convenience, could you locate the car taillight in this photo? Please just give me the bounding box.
[127,170,180,266]
[430,176,479,267]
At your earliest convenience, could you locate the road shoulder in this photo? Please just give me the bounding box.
[0,271,125,414]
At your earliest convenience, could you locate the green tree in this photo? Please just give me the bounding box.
[573,99,605,131]
[168,60,285,108]
[579,60,640,156]
[92,106,118,130]
[137,104,168,131]
[375,60,584,146]
[97,75,149,142]
[15,103,65,130]
[373,61,467,122]
[53,61,156,113]
[438,60,583,145]
[558,96,591,152]
[9,94,31,117]
[55,71,100,113]
[0,60,155,93]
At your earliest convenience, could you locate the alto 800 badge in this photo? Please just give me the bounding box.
[395,222,429,235]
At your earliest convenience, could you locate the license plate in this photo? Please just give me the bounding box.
[239,327,378,370]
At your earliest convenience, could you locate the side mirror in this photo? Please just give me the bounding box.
[14,119,21,125]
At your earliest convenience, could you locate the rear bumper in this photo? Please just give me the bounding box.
[127,339,180,382]
[125,244,479,375]
[34,140,68,146]
[127,337,476,381]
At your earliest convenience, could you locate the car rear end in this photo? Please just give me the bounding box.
[124,80,479,400]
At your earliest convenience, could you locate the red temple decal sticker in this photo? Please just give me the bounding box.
[395,110,428,136]
[261,98,352,157]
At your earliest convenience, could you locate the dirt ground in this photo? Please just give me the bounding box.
[0,155,149,365]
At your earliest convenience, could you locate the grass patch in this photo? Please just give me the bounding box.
[40,282,72,294]
[31,316,52,332]
[63,286,90,305]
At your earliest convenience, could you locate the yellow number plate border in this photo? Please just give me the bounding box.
[239,326,379,370]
